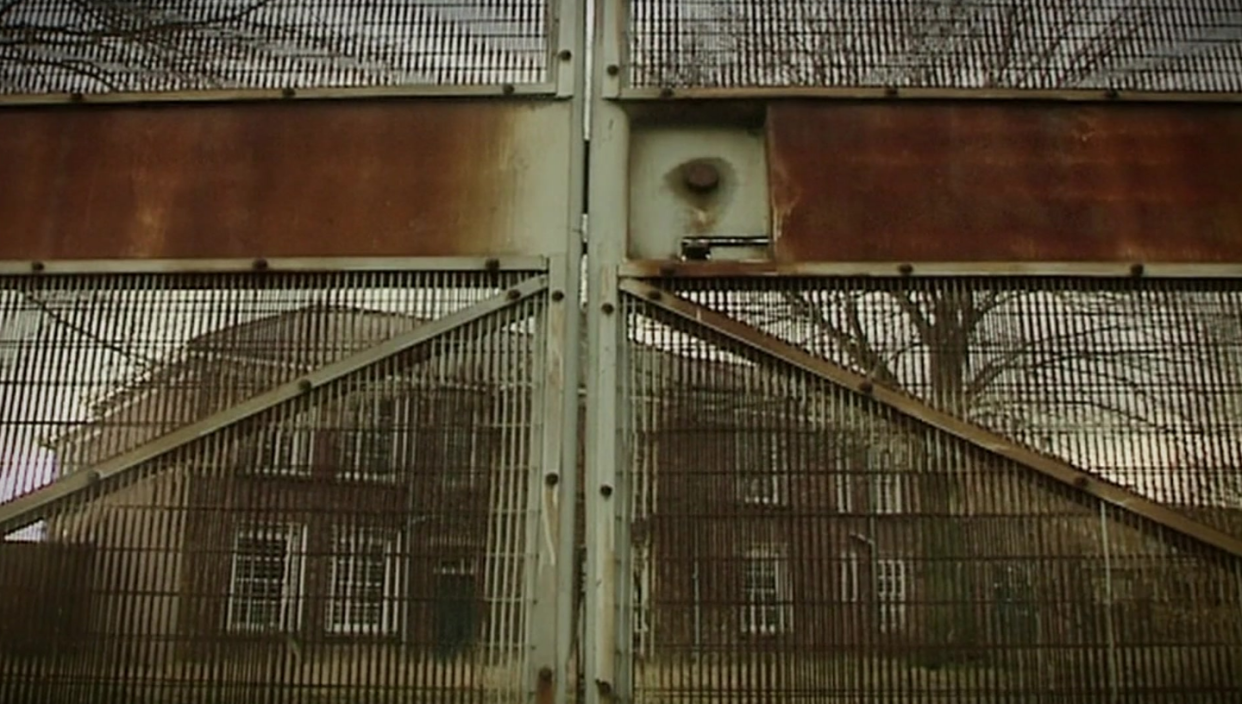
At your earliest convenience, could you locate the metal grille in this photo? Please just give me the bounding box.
[628,0,1242,92]
[623,294,1242,702]
[0,0,550,95]
[0,271,545,703]
[665,277,1242,537]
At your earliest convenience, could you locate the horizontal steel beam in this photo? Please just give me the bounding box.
[0,82,559,107]
[620,278,1242,561]
[620,261,1242,279]
[619,86,1242,104]
[0,275,547,536]
[0,257,548,276]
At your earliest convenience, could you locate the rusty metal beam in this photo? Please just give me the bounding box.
[620,86,1242,103]
[620,261,1242,279]
[0,275,548,536]
[619,278,1242,561]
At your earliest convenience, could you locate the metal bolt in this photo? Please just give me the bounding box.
[551,290,565,302]
[660,87,674,99]
[484,258,501,273]
[859,380,874,395]
[600,485,613,498]
[30,261,45,273]
[545,473,560,487]
[884,86,899,98]
[1105,88,1121,100]
[298,379,313,393]
[601,302,615,315]
[898,263,914,276]
[558,49,572,61]
[606,64,620,77]
[1130,263,1145,278]
[658,265,676,278]
[1074,476,1090,489]
[253,258,269,271]
[281,87,296,99]
[683,161,721,194]
[502,83,516,95]
[646,289,663,302]
[506,288,522,301]
[69,92,85,104]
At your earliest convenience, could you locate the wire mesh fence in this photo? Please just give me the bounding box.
[0,0,552,95]
[627,0,1242,92]
[619,279,1242,703]
[0,271,547,703]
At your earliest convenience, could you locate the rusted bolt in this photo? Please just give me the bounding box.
[600,485,613,498]
[298,379,313,393]
[601,302,615,315]
[682,161,721,194]
[885,86,899,98]
[658,265,676,278]
[252,258,269,271]
[281,87,296,99]
[859,380,874,395]
[484,258,501,273]
[558,49,572,61]
[551,290,565,302]
[30,261,45,273]
[70,92,85,103]
[1129,263,1145,278]
[646,289,663,301]
[506,288,522,301]
[85,470,101,485]
[1105,88,1121,100]
[596,680,614,697]
[1074,476,1090,489]
[545,473,560,487]
[502,83,516,95]
[659,87,674,99]
[539,666,554,683]
[606,64,620,77]
[898,263,914,276]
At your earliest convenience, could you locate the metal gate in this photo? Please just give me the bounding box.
[5,2,1242,703]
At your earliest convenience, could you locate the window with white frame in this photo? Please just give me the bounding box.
[227,524,305,632]
[867,446,907,514]
[251,409,316,476]
[839,550,861,603]
[342,396,404,481]
[327,526,402,635]
[736,433,788,506]
[876,559,908,633]
[741,545,792,635]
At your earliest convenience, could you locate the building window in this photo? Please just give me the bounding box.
[736,434,788,506]
[840,550,860,603]
[835,473,853,513]
[867,446,907,514]
[251,410,316,476]
[227,524,305,632]
[342,396,404,481]
[741,545,792,635]
[327,526,402,635]
[876,559,907,633]
[440,400,488,490]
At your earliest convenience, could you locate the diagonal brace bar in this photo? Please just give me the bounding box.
[620,278,1242,561]
[0,275,548,536]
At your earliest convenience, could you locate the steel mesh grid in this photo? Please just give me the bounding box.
[627,0,1242,92]
[665,276,1242,538]
[623,295,1242,702]
[0,271,544,702]
[0,0,551,95]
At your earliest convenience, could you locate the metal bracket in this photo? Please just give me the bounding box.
[0,275,548,536]
[619,278,1242,561]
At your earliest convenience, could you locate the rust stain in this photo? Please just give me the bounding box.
[0,100,520,260]
[768,102,1242,263]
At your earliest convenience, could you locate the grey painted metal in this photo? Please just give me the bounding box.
[584,2,631,701]
[0,257,549,276]
[0,82,560,107]
[0,275,549,537]
[619,261,1242,279]
[619,278,1242,561]
[618,85,1242,103]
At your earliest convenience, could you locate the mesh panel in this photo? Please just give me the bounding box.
[0,0,550,95]
[665,277,1242,537]
[628,0,1242,92]
[0,271,543,702]
[624,295,1242,703]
